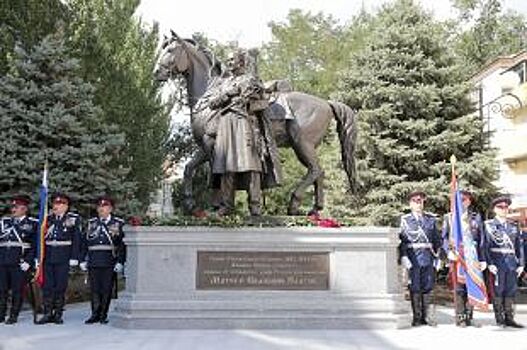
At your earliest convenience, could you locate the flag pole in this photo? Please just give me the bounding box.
[34,161,49,287]
[449,155,459,311]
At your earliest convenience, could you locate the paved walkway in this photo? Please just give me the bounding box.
[1,303,527,350]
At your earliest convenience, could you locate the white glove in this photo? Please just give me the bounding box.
[516,266,524,277]
[69,259,79,267]
[79,261,88,271]
[488,264,498,275]
[434,259,443,271]
[114,263,124,273]
[479,261,487,271]
[447,250,458,262]
[401,256,412,270]
[20,261,30,271]
[34,259,40,269]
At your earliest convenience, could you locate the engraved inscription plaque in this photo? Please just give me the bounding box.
[196,251,329,290]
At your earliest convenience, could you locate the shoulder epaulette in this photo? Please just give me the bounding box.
[28,217,39,223]
[401,213,412,219]
[424,211,438,218]
[89,217,98,222]
[67,212,79,218]
[113,217,124,224]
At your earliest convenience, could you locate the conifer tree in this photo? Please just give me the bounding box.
[0,35,135,215]
[336,0,498,225]
[67,0,170,211]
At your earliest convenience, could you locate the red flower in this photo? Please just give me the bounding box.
[129,216,142,226]
[306,213,341,228]
[317,218,341,228]
[308,212,321,223]
[192,209,208,218]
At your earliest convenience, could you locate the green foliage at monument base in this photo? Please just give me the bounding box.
[139,215,360,228]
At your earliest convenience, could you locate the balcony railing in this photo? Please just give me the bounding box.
[479,91,523,147]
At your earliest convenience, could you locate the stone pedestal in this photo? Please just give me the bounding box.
[113,226,411,329]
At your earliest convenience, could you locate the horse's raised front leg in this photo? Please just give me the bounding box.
[182,148,209,215]
[286,121,325,215]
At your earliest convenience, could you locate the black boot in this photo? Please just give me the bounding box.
[493,298,505,327]
[99,294,111,324]
[85,294,101,324]
[421,293,437,326]
[455,294,467,327]
[5,294,22,325]
[5,313,18,324]
[410,292,422,327]
[504,297,524,328]
[53,297,64,324]
[0,292,7,324]
[465,305,480,327]
[36,298,54,325]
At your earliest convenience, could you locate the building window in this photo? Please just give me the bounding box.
[502,61,526,87]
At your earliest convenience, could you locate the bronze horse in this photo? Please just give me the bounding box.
[154,33,357,215]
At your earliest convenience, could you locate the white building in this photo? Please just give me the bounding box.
[472,51,527,213]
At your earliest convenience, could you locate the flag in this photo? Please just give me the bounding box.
[449,155,489,311]
[34,163,48,287]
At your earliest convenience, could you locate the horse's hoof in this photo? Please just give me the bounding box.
[216,207,233,217]
[307,209,319,217]
[287,207,300,216]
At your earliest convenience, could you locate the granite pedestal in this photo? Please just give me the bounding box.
[113,226,411,329]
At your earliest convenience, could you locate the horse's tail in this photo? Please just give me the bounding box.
[329,100,358,194]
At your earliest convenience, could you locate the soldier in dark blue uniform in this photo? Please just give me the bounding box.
[36,193,81,325]
[399,190,442,326]
[484,196,524,328]
[442,190,486,327]
[0,195,37,324]
[80,195,125,324]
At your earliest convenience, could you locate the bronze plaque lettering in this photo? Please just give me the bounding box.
[196,251,329,290]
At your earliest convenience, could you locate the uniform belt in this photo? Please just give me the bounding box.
[490,248,515,254]
[0,242,31,249]
[45,240,72,246]
[88,245,114,251]
[407,243,432,249]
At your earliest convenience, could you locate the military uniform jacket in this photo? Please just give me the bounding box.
[399,213,441,267]
[0,216,38,266]
[442,211,485,262]
[44,212,81,264]
[521,230,527,268]
[81,216,125,268]
[484,218,524,271]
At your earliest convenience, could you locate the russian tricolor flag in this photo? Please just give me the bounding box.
[34,163,48,287]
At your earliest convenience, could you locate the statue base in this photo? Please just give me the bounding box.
[113,226,411,329]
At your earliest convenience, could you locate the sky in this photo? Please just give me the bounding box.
[137,0,527,48]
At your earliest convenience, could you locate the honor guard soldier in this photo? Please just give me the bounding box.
[484,196,524,328]
[0,195,37,324]
[399,190,442,326]
[442,190,486,327]
[36,193,81,325]
[80,195,125,324]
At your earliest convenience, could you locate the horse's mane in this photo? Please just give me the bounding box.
[184,39,223,77]
[183,38,197,45]
[162,35,224,77]
[196,44,223,77]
